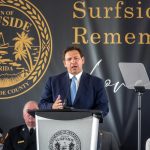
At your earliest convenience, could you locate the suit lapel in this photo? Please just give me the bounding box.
[73,72,89,105]
[61,73,71,104]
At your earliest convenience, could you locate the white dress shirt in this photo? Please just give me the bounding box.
[69,72,83,91]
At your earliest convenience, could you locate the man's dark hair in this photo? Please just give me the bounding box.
[63,46,84,60]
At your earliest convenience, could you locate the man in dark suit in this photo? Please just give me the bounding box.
[39,46,109,117]
[99,130,119,150]
[2,101,38,150]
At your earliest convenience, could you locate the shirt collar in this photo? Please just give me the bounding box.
[68,71,83,81]
[27,126,35,131]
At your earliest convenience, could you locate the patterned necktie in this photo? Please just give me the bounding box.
[70,76,77,104]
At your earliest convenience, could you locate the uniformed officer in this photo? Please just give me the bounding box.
[2,101,38,150]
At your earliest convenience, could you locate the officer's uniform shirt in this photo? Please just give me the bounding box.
[3,124,36,150]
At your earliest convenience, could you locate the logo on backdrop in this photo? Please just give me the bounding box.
[0,0,52,99]
[49,130,81,150]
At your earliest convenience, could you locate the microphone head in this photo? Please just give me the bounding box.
[63,98,67,107]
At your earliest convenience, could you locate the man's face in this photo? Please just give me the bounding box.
[63,50,85,75]
[23,102,38,128]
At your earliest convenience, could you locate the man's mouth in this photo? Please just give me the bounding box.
[71,66,77,69]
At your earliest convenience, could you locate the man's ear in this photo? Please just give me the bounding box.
[82,57,85,64]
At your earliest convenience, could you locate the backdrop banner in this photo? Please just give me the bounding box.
[1,0,150,149]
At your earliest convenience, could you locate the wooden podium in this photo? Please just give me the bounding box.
[32,109,103,150]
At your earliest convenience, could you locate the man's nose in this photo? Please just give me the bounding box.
[71,58,76,63]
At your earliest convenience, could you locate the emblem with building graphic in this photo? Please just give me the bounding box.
[0,0,52,99]
[49,130,81,150]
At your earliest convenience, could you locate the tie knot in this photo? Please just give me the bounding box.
[72,76,76,81]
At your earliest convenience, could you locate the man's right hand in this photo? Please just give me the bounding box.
[52,95,64,109]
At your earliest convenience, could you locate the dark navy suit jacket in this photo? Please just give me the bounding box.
[3,125,36,150]
[39,72,109,116]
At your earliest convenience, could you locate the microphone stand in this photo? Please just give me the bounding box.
[134,86,146,150]
[63,79,72,110]
[63,98,74,110]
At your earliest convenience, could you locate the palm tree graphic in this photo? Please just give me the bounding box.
[13,32,34,72]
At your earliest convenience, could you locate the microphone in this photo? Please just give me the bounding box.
[63,79,73,109]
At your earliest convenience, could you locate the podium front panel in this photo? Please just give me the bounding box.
[35,111,99,150]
